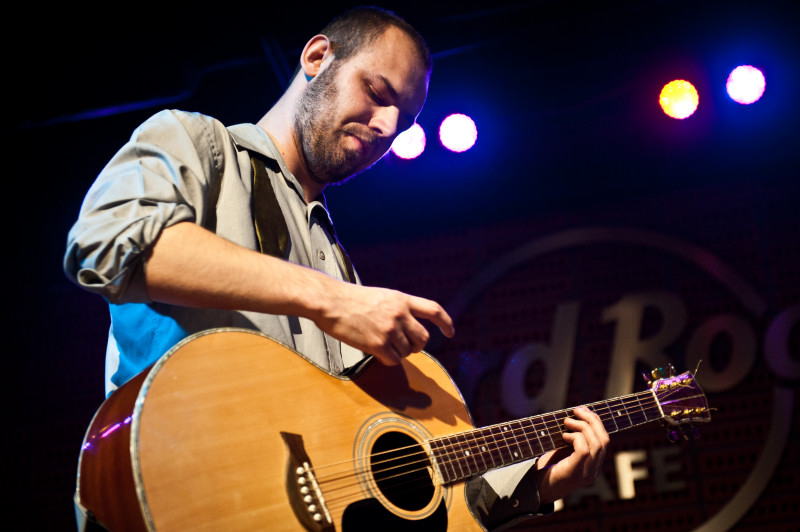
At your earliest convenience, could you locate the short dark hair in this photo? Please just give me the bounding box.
[319,6,432,73]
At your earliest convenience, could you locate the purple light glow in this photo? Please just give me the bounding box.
[439,114,477,152]
[726,65,766,105]
[391,123,426,159]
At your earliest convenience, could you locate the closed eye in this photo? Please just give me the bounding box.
[367,85,388,106]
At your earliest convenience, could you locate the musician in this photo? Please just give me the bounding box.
[65,6,608,530]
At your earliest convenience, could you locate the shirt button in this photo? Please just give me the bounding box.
[318,250,326,260]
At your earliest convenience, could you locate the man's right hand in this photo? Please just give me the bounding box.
[313,283,455,365]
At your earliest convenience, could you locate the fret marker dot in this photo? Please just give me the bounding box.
[465,450,470,456]
[540,431,545,437]
[514,451,519,457]
[481,446,487,452]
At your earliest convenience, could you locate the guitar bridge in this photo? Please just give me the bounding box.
[280,432,334,532]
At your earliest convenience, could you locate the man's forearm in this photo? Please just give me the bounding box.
[144,222,455,365]
[144,221,332,318]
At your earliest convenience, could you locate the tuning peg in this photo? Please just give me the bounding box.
[642,372,653,387]
[667,364,676,377]
[651,367,665,380]
[666,430,681,443]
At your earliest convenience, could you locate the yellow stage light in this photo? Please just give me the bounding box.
[659,80,699,119]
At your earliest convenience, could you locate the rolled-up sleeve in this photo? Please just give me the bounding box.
[466,459,555,530]
[64,110,225,303]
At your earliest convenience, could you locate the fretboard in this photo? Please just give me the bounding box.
[428,389,662,485]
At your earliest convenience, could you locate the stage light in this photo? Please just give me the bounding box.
[659,80,699,119]
[391,123,426,159]
[726,65,766,105]
[439,113,477,152]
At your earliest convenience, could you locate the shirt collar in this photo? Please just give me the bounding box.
[227,123,310,203]
[228,123,337,234]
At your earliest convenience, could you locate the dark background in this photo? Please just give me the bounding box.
[7,1,798,530]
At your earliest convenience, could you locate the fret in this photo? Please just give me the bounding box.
[556,412,568,449]
[455,432,481,476]
[444,435,468,479]
[523,416,546,457]
[484,425,506,467]
[512,420,536,460]
[630,394,648,426]
[533,416,555,454]
[494,424,516,465]
[429,438,456,484]
[606,397,633,431]
[639,394,660,423]
[619,397,635,427]
[502,422,524,463]
[594,401,619,434]
[442,436,463,482]
[501,423,519,465]
[544,413,559,451]
[472,428,492,471]
[503,423,526,463]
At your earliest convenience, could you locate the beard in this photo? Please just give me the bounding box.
[292,61,380,185]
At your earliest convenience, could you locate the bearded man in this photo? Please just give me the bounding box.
[65,7,608,531]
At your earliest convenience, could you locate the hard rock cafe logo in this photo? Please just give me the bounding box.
[437,226,798,531]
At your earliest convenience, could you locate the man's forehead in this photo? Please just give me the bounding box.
[371,26,429,69]
[355,28,429,105]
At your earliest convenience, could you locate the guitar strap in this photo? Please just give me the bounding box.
[250,153,357,284]
[251,154,290,259]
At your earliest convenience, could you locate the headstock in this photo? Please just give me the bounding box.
[646,368,711,442]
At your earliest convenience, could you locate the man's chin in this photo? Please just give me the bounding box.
[327,153,376,183]
[308,145,383,185]
[312,162,358,186]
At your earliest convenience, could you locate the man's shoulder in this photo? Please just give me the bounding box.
[129,110,250,158]
[138,109,227,133]
[135,109,278,167]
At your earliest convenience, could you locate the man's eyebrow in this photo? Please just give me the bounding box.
[377,74,399,99]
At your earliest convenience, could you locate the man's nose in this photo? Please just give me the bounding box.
[370,106,401,139]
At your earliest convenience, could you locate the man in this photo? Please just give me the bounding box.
[65,6,608,530]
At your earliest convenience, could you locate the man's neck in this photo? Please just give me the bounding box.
[256,98,326,204]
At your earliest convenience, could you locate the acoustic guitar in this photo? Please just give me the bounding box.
[76,328,710,531]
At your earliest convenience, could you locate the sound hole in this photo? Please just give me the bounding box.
[370,431,434,511]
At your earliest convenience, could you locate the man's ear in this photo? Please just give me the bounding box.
[301,35,332,80]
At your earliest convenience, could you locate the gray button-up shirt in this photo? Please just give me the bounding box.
[64,109,362,393]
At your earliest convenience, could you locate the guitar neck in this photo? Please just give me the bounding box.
[428,389,661,485]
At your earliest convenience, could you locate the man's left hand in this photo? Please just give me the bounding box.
[535,406,610,504]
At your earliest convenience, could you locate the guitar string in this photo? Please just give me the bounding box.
[311,389,678,484]
[318,404,703,512]
[312,390,664,477]
[314,394,656,482]
[304,387,704,503]
[428,388,706,478]
[312,386,706,512]
[314,386,705,489]
[319,401,671,513]
[432,398,660,474]
[390,397,670,477]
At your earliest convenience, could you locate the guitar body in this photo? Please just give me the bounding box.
[77,329,484,531]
